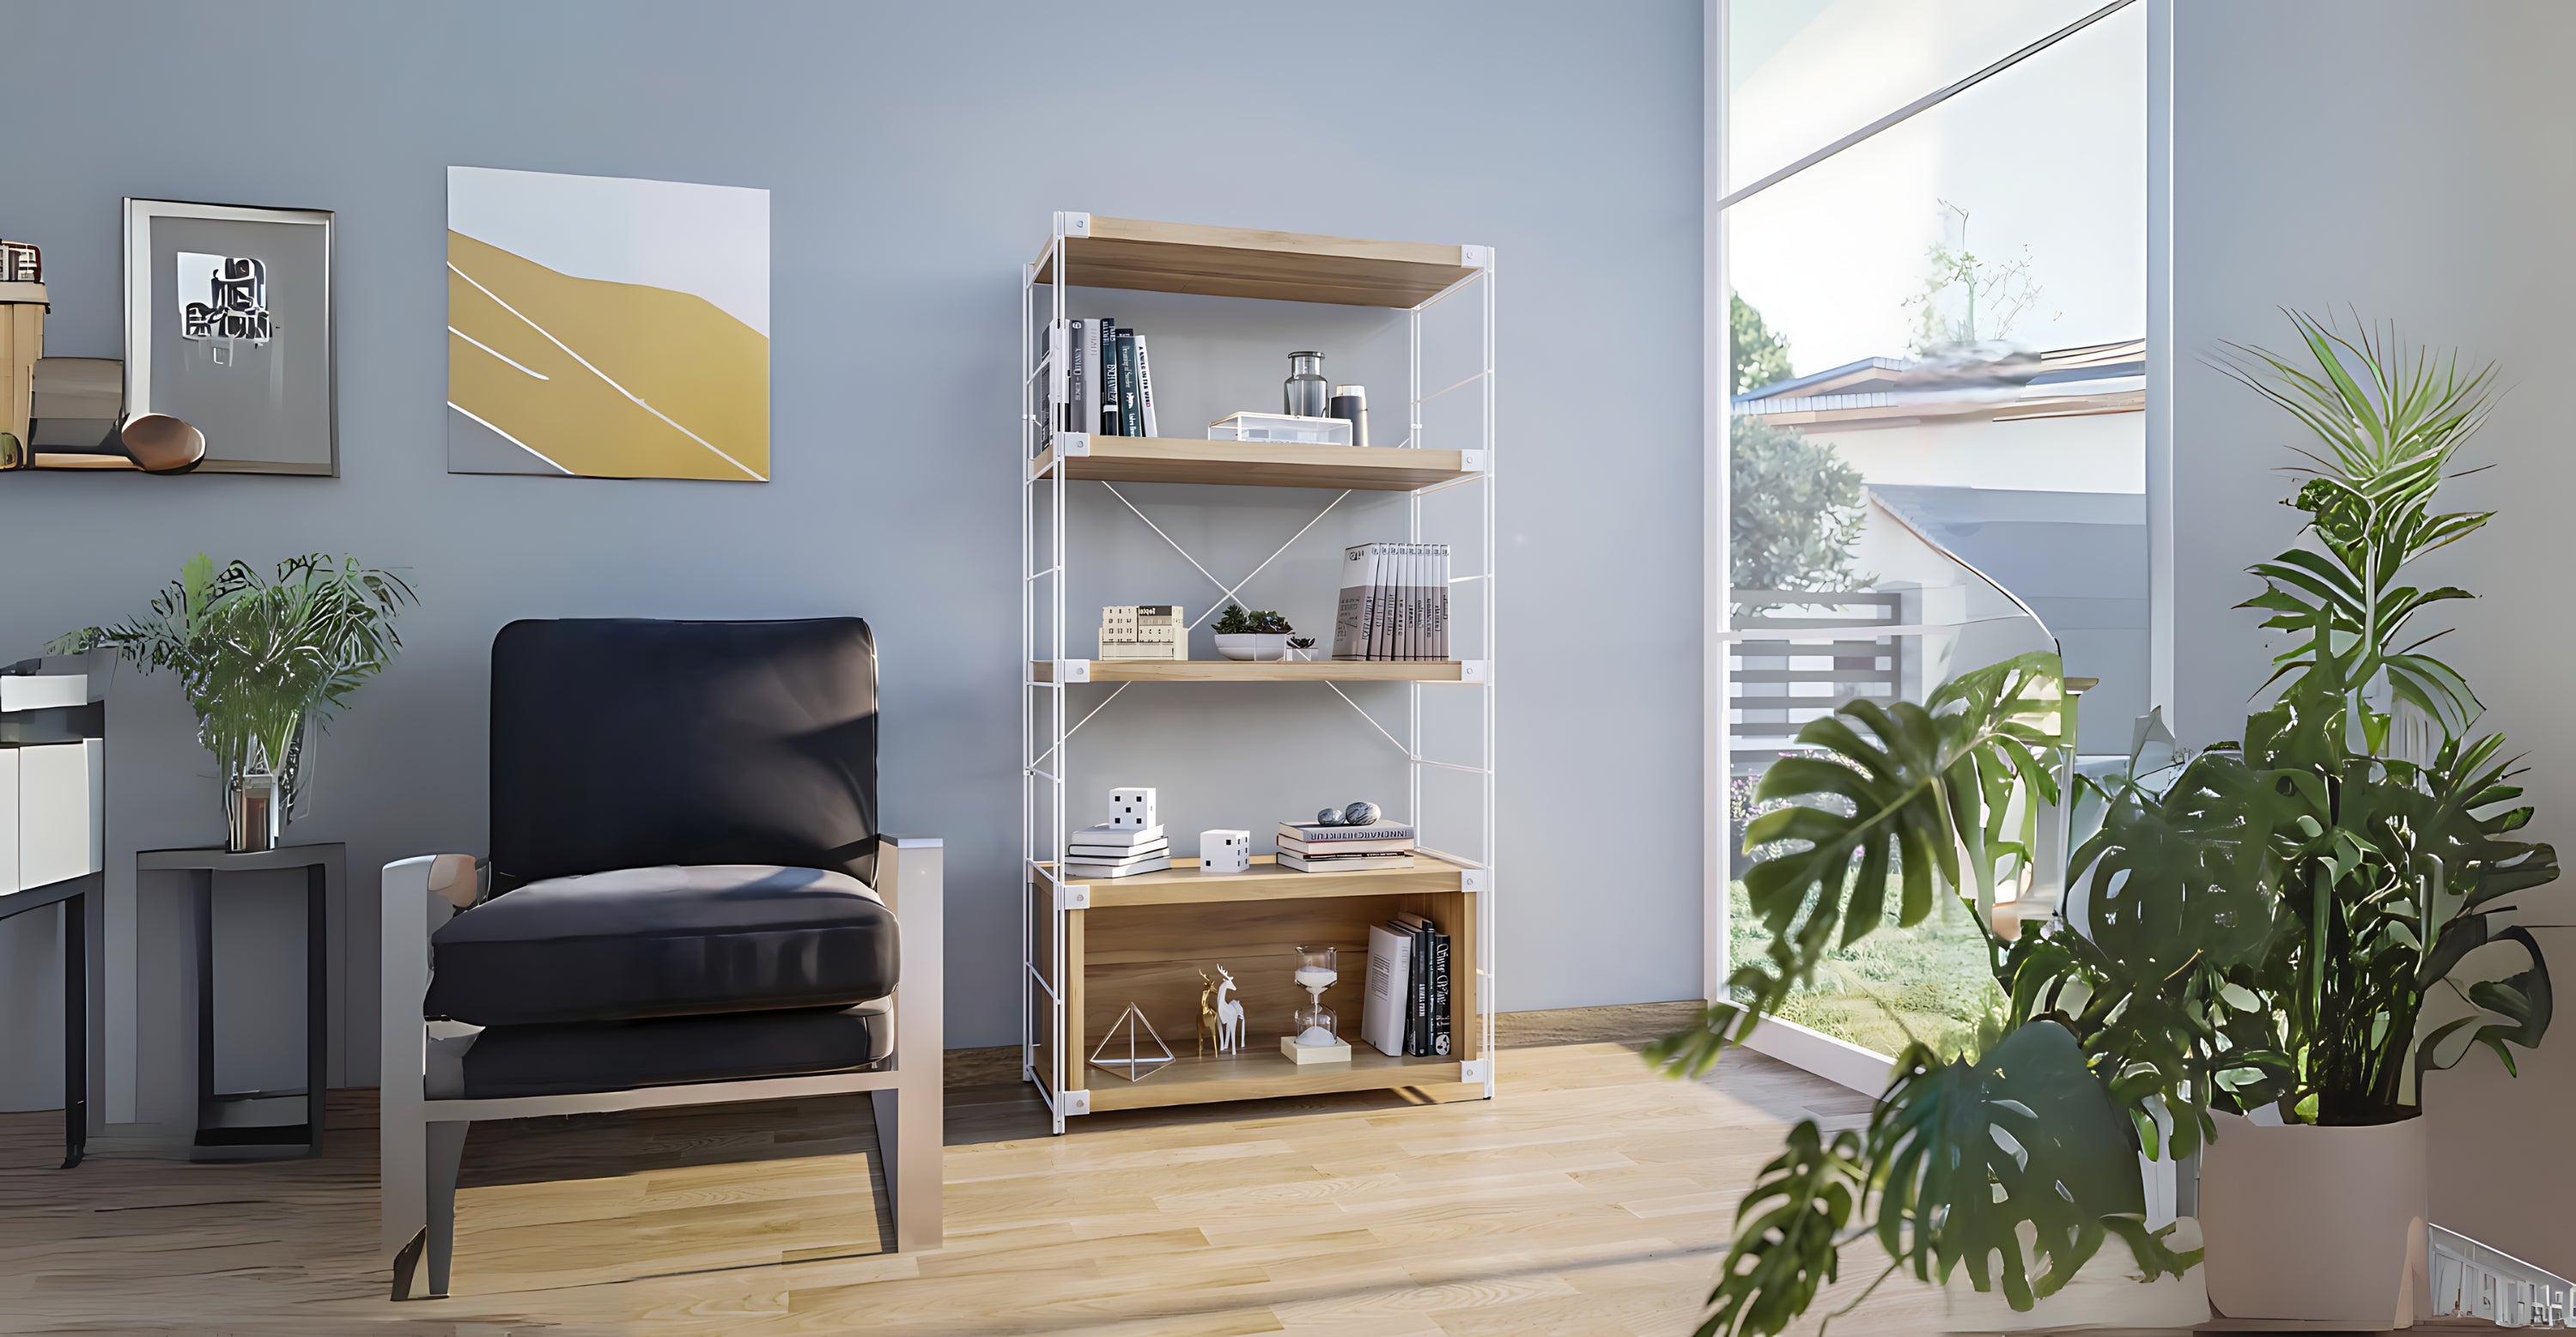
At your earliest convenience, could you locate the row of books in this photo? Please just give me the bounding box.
[1273,818,1415,872]
[1060,823,1170,878]
[1332,542,1451,661]
[1047,317,1157,444]
[1364,913,1453,1058]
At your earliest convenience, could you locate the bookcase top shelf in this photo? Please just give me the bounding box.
[1035,854,1472,907]
[1033,435,1477,492]
[1032,659,1469,684]
[1033,215,1485,307]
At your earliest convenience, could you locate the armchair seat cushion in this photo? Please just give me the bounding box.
[427,1001,894,1100]
[425,864,898,1026]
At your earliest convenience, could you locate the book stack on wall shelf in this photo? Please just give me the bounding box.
[1020,212,1496,1133]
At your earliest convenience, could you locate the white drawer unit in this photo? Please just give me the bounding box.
[0,665,106,900]
[6,740,104,894]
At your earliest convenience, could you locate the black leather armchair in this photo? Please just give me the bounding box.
[380,618,942,1298]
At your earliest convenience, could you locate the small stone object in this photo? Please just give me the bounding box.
[1342,800,1381,827]
[1315,806,1345,826]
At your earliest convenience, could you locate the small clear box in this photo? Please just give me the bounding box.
[1207,412,1352,447]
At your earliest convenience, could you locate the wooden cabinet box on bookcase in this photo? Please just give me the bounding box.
[1018,214,1498,1133]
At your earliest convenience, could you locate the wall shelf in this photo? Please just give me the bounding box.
[1030,659,1470,684]
[1031,435,1477,492]
[1035,854,1473,908]
[1030,214,1485,308]
[1084,1049,1472,1112]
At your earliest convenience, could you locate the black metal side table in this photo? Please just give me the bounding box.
[137,843,343,1160]
[0,872,96,1168]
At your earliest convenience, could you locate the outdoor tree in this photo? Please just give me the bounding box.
[1905,199,2050,356]
[1728,295,1868,593]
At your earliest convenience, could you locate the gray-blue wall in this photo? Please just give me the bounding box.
[0,0,1705,1112]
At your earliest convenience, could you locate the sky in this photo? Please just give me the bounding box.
[1726,0,2145,376]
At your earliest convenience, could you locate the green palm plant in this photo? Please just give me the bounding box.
[52,553,416,816]
[1654,313,2555,1336]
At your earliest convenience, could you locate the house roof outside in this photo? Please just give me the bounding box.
[1734,338,2145,430]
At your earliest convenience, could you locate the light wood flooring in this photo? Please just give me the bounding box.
[0,1038,1963,1336]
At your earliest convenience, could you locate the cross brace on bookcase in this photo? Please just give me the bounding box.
[1019,211,1498,1133]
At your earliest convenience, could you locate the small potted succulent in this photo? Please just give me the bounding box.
[1212,604,1292,661]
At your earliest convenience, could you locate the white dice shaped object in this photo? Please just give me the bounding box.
[1109,787,1157,829]
[1200,829,1250,874]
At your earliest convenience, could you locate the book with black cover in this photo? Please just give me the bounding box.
[1427,926,1453,1056]
[1391,911,1434,1055]
[1098,319,1121,435]
[1115,329,1142,439]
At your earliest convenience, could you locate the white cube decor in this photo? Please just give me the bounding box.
[1200,829,1250,874]
[1109,787,1157,829]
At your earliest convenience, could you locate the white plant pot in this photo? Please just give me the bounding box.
[1214,633,1289,661]
[2200,1111,2429,1327]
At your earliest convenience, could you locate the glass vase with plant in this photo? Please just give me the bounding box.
[52,553,416,852]
[1652,312,2555,1334]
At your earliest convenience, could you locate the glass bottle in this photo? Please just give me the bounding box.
[1283,351,1330,417]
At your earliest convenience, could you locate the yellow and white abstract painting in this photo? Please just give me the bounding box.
[447,166,769,480]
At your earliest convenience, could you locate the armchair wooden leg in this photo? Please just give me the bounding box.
[425,1120,470,1297]
[872,1080,942,1253]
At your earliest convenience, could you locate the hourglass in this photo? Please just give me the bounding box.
[1282,945,1352,1064]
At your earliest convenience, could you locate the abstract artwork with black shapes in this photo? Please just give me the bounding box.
[179,255,273,345]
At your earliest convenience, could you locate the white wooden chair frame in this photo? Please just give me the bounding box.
[380,837,945,1299]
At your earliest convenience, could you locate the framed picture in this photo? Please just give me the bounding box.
[123,198,336,476]
[445,166,769,480]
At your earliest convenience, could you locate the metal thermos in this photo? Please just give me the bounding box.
[1329,385,1369,447]
[1283,351,1329,417]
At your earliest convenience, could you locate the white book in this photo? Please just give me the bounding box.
[1071,822,1166,847]
[1071,838,1169,859]
[1364,922,1413,1057]
[1278,850,1415,872]
[1133,335,1158,437]
[1063,854,1172,878]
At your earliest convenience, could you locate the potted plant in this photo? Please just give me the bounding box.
[52,553,416,852]
[1650,313,2555,1334]
[1212,604,1292,661]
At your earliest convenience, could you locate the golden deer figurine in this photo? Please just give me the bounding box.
[1196,968,1219,1058]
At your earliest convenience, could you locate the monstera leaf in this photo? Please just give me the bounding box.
[1876,1022,2196,1309]
[1692,1120,1866,1337]
[1647,653,2064,1079]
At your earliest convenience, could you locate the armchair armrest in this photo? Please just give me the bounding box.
[380,853,477,1255]
[876,836,943,1078]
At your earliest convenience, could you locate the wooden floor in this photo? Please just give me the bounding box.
[0,1040,1960,1336]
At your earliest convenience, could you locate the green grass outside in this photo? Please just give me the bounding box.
[1728,880,2006,1062]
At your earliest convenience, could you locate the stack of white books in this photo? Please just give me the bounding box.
[1063,823,1170,878]
[1273,819,1416,872]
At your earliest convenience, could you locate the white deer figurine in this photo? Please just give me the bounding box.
[1213,965,1245,1055]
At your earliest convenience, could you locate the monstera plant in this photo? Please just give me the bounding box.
[1654,312,2557,1335]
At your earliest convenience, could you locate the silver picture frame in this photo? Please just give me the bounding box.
[123,198,337,476]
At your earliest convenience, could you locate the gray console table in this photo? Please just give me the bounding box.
[137,843,343,1160]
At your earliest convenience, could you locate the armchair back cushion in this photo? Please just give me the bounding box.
[489,617,878,894]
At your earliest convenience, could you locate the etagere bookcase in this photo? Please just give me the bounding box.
[1020,213,1497,1133]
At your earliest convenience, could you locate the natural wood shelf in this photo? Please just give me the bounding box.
[1033,658,1468,684]
[1036,854,1471,908]
[1031,435,1476,492]
[1033,215,1485,307]
[1084,1048,1467,1111]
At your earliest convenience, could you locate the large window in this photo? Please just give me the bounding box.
[1719,0,2148,1060]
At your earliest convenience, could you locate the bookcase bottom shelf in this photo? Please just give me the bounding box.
[1082,1048,1469,1111]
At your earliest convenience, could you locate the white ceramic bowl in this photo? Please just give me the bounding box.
[1213,633,1290,661]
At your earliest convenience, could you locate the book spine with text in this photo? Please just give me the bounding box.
[1099,319,1121,435]
[1069,318,1091,436]
[1133,335,1158,437]
[1115,329,1142,439]
[1429,929,1452,1055]
[1407,920,1432,1054]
